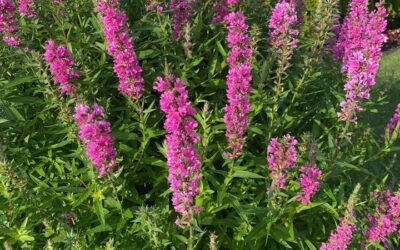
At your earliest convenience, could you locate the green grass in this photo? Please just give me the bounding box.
[363,48,400,133]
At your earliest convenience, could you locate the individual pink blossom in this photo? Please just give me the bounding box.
[320,221,357,250]
[97,0,144,100]
[73,103,117,177]
[44,40,80,95]
[0,0,21,47]
[170,0,192,40]
[267,135,298,189]
[145,0,165,12]
[384,104,400,140]
[223,11,252,159]
[297,165,322,204]
[336,0,387,122]
[17,0,36,18]
[364,191,400,244]
[268,0,299,56]
[154,75,202,225]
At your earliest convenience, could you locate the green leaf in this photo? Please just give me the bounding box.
[232,170,265,179]
[73,183,95,207]
[87,224,112,234]
[0,118,9,124]
[94,198,106,225]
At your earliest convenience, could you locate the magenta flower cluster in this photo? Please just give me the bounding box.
[145,0,164,13]
[384,104,400,139]
[297,165,322,204]
[267,135,298,189]
[97,0,144,100]
[18,0,36,18]
[44,40,80,95]
[223,11,252,159]
[365,191,400,244]
[320,221,357,250]
[268,0,299,55]
[74,103,117,177]
[0,0,21,47]
[336,0,387,123]
[170,0,192,40]
[212,0,240,23]
[154,75,202,225]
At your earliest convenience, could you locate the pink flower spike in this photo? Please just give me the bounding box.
[320,221,357,250]
[297,165,322,204]
[0,0,21,47]
[268,0,299,57]
[364,191,400,244]
[73,103,117,177]
[97,0,144,100]
[17,0,36,18]
[170,0,193,40]
[267,135,298,190]
[223,11,252,159]
[154,75,202,225]
[336,0,388,122]
[44,40,80,95]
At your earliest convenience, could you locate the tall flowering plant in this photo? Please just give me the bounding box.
[336,0,387,122]
[97,0,144,100]
[297,165,322,204]
[268,0,299,60]
[211,0,239,23]
[154,75,202,226]
[364,191,400,246]
[320,184,360,250]
[0,0,21,46]
[170,0,192,40]
[73,103,117,177]
[44,40,80,95]
[223,11,252,159]
[267,135,298,190]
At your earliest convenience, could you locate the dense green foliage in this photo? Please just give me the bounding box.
[0,0,399,249]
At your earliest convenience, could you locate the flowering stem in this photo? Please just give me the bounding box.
[188,221,194,250]
[217,160,235,205]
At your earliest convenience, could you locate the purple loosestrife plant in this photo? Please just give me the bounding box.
[44,40,80,95]
[170,0,192,40]
[0,0,21,47]
[212,0,230,23]
[73,103,117,177]
[384,104,400,140]
[267,135,298,190]
[320,223,357,250]
[223,11,252,159]
[212,0,240,23]
[154,75,202,226]
[320,184,360,250]
[268,0,299,121]
[297,165,322,204]
[97,0,144,100]
[336,0,387,123]
[17,0,36,18]
[364,191,400,245]
[145,0,165,12]
[268,0,299,61]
